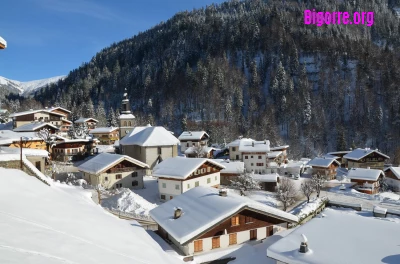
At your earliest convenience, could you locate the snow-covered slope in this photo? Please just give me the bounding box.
[0,168,182,264]
[0,75,65,96]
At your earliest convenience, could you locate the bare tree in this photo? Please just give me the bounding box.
[35,128,56,152]
[311,172,326,198]
[68,123,89,139]
[190,145,206,158]
[230,172,261,195]
[300,179,315,203]
[276,177,298,211]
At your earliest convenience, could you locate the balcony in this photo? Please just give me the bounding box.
[107,167,136,173]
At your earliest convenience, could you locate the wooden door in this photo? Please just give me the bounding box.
[266,226,273,237]
[212,236,220,249]
[194,240,203,252]
[250,229,257,240]
[229,233,237,245]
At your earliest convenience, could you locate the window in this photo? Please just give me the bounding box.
[232,147,236,151]
[192,143,195,146]
[160,195,166,200]
[245,156,248,159]
[186,143,189,147]
[162,183,166,188]
[128,121,132,126]
[251,163,254,166]
[229,233,237,245]
[266,226,273,237]
[116,174,122,180]
[170,196,173,200]
[207,178,211,184]
[105,177,108,181]
[132,181,138,187]
[245,216,253,223]
[123,121,127,126]
[187,183,190,189]
[175,184,180,190]
[116,183,122,188]
[215,176,217,181]
[158,147,162,155]
[250,229,257,240]
[258,156,262,159]
[231,216,239,226]
[132,172,138,177]
[194,240,203,252]
[251,156,253,158]
[195,181,199,187]
[256,163,264,167]
[212,237,220,249]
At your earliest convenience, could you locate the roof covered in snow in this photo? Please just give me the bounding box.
[13,122,59,132]
[0,130,40,145]
[0,36,6,48]
[9,109,65,118]
[0,168,182,264]
[46,106,71,114]
[78,153,148,174]
[267,151,283,159]
[267,208,400,264]
[270,145,289,151]
[384,166,400,180]
[327,150,351,156]
[74,117,99,123]
[252,173,279,182]
[184,146,215,155]
[284,161,305,168]
[152,157,225,179]
[178,131,209,141]
[150,186,298,244]
[347,168,384,181]
[343,148,390,161]
[0,146,49,157]
[239,138,270,153]
[120,126,180,147]
[214,159,245,174]
[90,127,119,134]
[307,157,340,168]
[119,114,135,120]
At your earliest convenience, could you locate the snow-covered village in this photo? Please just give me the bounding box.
[1,1,400,264]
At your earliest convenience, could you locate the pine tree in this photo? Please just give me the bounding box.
[107,108,118,127]
[96,102,107,127]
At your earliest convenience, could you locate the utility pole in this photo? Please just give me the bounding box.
[20,137,23,169]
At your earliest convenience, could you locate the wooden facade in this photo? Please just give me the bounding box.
[311,163,339,180]
[350,178,382,194]
[346,152,388,170]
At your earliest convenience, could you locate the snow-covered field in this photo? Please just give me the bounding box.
[132,176,162,205]
[0,168,182,264]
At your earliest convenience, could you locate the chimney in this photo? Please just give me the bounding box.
[219,189,227,197]
[174,208,182,219]
[252,141,254,147]
[264,139,267,144]
[299,234,309,253]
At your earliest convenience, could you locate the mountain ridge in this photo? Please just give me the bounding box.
[0,75,65,96]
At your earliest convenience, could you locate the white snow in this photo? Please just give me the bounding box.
[101,188,157,216]
[267,151,282,158]
[120,126,180,147]
[343,148,389,161]
[0,146,48,157]
[384,166,400,179]
[152,157,225,179]
[13,122,59,132]
[90,127,118,133]
[119,114,136,120]
[150,186,298,244]
[289,198,325,220]
[0,75,65,95]
[74,117,99,123]
[95,144,115,153]
[252,173,279,183]
[214,159,244,174]
[178,131,209,141]
[307,157,340,168]
[0,168,182,264]
[78,153,148,174]
[347,167,384,181]
[373,205,387,215]
[0,36,6,48]
[0,130,39,145]
[267,208,400,264]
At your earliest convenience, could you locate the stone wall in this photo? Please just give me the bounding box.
[0,160,34,176]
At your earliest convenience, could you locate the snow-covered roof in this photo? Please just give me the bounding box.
[184,146,215,155]
[284,161,305,168]
[347,168,384,181]
[267,151,283,159]
[252,173,279,182]
[119,113,135,120]
[152,157,225,179]
[307,157,340,168]
[150,186,298,244]
[343,148,389,161]
[120,126,180,147]
[74,117,99,123]
[0,146,49,157]
[327,150,351,156]
[178,131,209,141]
[238,138,270,153]
[9,109,65,118]
[13,122,59,132]
[267,208,400,264]
[214,159,245,174]
[78,153,148,174]
[0,130,40,145]
[90,127,119,134]
[0,36,6,48]
[322,153,341,160]
[0,168,182,264]
[384,166,400,180]
[47,106,71,114]
[226,138,252,147]
[270,145,289,151]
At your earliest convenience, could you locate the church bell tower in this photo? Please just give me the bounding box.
[118,88,135,139]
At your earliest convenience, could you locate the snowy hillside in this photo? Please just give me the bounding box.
[0,75,65,96]
[0,168,182,264]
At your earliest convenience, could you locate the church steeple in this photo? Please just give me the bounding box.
[118,88,135,139]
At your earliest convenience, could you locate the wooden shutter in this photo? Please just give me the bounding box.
[229,233,237,245]
[231,216,239,226]
[212,237,220,249]
[194,240,203,252]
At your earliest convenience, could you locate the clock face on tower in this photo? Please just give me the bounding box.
[125,130,130,134]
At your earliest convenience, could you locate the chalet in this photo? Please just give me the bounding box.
[270,145,290,160]
[13,122,59,134]
[307,157,340,180]
[74,118,98,130]
[60,119,72,133]
[178,131,209,153]
[252,173,280,192]
[184,146,216,158]
[347,168,384,194]
[267,208,400,264]
[343,148,389,170]
[89,127,119,145]
[119,125,179,170]
[10,109,67,129]
[46,106,71,118]
[52,139,97,161]
[281,161,306,177]
[150,187,298,256]
[153,157,225,201]
[326,151,351,167]
[78,153,149,190]
[0,36,6,49]
[383,167,400,192]
[214,159,245,185]
[0,130,46,150]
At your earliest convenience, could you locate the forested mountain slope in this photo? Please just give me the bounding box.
[27,0,400,160]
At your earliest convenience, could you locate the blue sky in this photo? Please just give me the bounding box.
[0,0,224,81]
